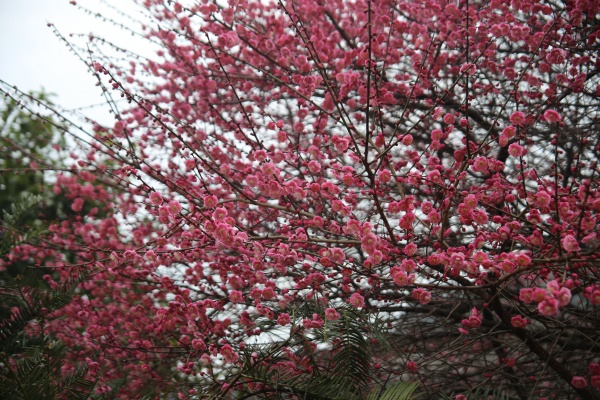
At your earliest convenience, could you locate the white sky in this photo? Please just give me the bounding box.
[0,0,151,124]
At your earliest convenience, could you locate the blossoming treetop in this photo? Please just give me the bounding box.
[3,0,600,398]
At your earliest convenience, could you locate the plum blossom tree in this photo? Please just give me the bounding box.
[3,0,600,398]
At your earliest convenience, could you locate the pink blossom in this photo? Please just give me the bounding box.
[509,111,526,125]
[325,308,340,321]
[214,223,234,244]
[213,207,228,221]
[401,259,416,272]
[368,250,383,265]
[344,219,361,236]
[460,63,476,76]
[399,212,416,230]
[144,250,157,262]
[393,271,410,286]
[330,247,346,263]
[546,280,560,293]
[511,315,528,328]
[443,113,455,124]
[534,191,552,208]
[167,200,182,215]
[472,156,489,173]
[140,364,152,373]
[449,252,466,268]
[472,209,487,224]
[431,129,443,140]
[277,131,287,142]
[428,253,444,265]
[427,169,442,183]
[310,313,324,328]
[261,162,278,176]
[308,160,322,173]
[406,361,418,372]
[184,159,196,170]
[388,201,401,214]
[562,235,581,252]
[378,169,392,183]
[543,109,562,122]
[277,313,291,326]
[220,344,239,363]
[262,287,276,300]
[546,48,566,64]
[204,195,218,208]
[361,233,378,253]
[508,143,525,157]
[254,150,267,162]
[149,191,163,205]
[403,243,417,256]
[420,201,433,214]
[571,376,587,389]
[538,298,559,316]
[242,174,260,192]
[348,293,365,309]
[472,251,488,264]
[515,253,531,267]
[86,358,100,374]
[502,125,516,138]
[519,288,534,303]
[229,290,244,303]
[412,288,431,304]
[463,194,478,210]
[418,290,432,305]
[461,308,482,328]
[71,198,84,212]
[532,288,549,303]
[554,287,572,307]
[221,31,239,47]
[192,339,206,351]
[333,136,349,152]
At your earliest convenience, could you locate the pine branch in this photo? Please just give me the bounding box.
[0,193,44,255]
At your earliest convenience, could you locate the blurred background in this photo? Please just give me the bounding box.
[0,0,151,124]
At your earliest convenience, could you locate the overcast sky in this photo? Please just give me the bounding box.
[0,0,150,124]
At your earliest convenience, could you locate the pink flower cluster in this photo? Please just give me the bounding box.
[520,280,572,316]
